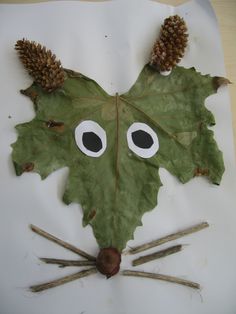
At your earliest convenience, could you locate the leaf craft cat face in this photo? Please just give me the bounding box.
[12,16,226,254]
[12,65,225,252]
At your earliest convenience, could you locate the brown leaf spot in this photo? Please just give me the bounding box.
[194,167,209,177]
[198,122,203,131]
[45,120,64,132]
[88,209,96,220]
[22,162,34,172]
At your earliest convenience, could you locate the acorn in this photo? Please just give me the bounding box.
[96,248,121,278]
[15,39,65,92]
[150,15,188,72]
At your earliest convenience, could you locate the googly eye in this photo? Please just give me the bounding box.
[75,120,107,157]
[127,122,159,158]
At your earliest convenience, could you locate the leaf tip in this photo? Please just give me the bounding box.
[13,161,23,176]
[213,76,231,90]
[20,88,38,103]
[62,194,71,206]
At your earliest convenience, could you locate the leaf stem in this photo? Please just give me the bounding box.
[132,244,182,266]
[40,257,96,268]
[30,268,97,293]
[114,92,120,202]
[122,270,200,290]
[126,222,209,255]
[30,224,96,261]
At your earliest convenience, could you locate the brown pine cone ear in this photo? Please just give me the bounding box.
[15,39,65,92]
[150,15,188,72]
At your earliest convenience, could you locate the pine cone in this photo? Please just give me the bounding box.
[15,39,65,92]
[150,15,188,72]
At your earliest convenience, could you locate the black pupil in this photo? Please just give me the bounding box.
[82,132,102,152]
[131,130,154,149]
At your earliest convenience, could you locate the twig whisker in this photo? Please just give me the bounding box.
[30,268,97,292]
[39,257,96,268]
[127,222,209,255]
[132,244,182,266]
[122,270,200,290]
[30,224,96,261]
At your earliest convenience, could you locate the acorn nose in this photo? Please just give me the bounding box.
[96,247,121,278]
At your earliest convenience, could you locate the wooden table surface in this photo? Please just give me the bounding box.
[1,0,235,155]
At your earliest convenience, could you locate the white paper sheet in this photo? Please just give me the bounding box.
[0,1,236,313]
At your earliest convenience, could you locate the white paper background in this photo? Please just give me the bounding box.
[0,1,236,313]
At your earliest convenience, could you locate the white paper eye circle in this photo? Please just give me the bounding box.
[127,122,159,158]
[75,120,107,157]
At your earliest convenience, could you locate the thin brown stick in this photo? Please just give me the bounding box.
[127,222,209,255]
[122,270,200,290]
[40,257,96,268]
[30,268,97,293]
[30,224,96,261]
[132,244,182,266]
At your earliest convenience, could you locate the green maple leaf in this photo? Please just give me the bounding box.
[12,65,226,251]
